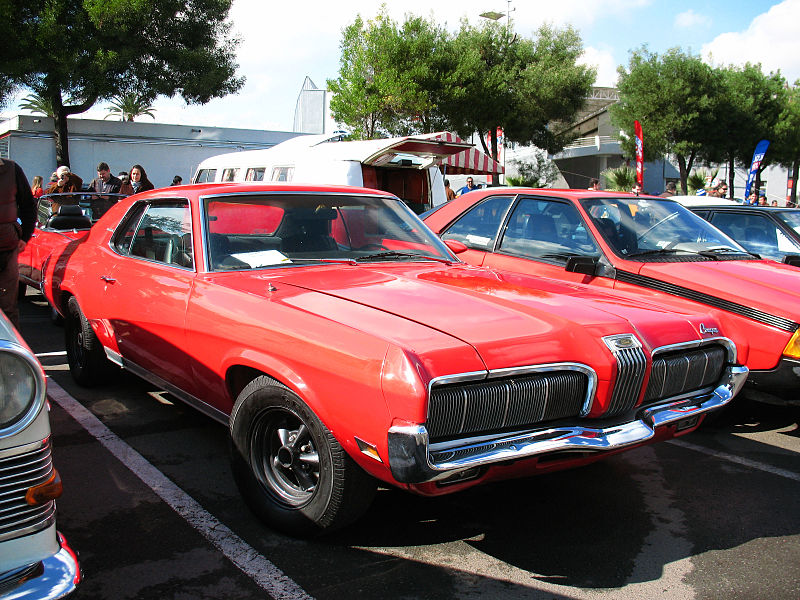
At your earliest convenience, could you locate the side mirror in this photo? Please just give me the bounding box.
[443,239,468,254]
[783,254,800,267]
[565,255,598,276]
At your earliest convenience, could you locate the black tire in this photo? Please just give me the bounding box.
[230,376,377,537]
[65,297,115,386]
[50,304,64,326]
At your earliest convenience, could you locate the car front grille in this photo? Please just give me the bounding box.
[605,343,728,417]
[0,440,56,543]
[643,345,726,405]
[426,370,589,443]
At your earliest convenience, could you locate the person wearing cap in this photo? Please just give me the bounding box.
[47,166,83,213]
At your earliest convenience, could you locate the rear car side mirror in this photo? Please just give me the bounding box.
[443,239,468,254]
[565,256,598,276]
[783,254,800,267]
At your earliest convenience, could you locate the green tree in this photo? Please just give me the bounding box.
[328,11,594,157]
[445,21,594,159]
[601,165,636,191]
[105,92,156,121]
[770,82,800,204]
[610,47,718,194]
[18,92,57,117]
[327,10,454,139]
[704,63,787,198]
[0,0,243,167]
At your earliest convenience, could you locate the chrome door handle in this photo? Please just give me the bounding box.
[100,275,116,283]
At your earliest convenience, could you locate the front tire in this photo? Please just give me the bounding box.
[230,376,376,537]
[65,297,115,386]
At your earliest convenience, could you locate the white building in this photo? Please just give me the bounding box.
[0,114,301,189]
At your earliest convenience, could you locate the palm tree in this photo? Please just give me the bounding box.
[601,166,637,191]
[18,93,56,117]
[686,168,719,195]
[105,92,156,121]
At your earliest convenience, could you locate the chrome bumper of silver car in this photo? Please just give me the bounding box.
[0,533,80,599]
[388,365,749,484]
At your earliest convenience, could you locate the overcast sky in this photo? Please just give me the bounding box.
[6,0,799,132]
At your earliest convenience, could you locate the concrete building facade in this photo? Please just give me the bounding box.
[0,114,300,189]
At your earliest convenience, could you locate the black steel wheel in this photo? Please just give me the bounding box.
[230,376,376,537]
[65,297,115,386]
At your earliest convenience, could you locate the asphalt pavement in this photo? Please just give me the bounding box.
[16,292,800,600]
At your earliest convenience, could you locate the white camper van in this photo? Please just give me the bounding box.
[192,132,501,213]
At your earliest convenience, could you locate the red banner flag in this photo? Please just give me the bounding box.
[634,120,644,189]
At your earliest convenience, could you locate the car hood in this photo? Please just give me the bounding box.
[244,263,723,371]
[636,259,800,322]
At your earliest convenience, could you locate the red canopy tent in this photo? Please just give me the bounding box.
[417,132,504,175]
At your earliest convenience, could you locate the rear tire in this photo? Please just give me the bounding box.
[230,376,376,537]
[65,297,115,386]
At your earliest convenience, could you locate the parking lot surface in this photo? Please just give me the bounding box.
[18,294,800,600]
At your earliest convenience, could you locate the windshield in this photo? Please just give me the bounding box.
[580,197,748,258]
[777,210,800,237]
[203,193,453,271]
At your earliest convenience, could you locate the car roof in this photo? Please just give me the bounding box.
[140,181,400,198]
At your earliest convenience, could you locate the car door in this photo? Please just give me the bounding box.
[103,199,195,391]
[480,195,606,285]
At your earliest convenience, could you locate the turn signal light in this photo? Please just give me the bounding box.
[783,330,800,360]
[25,470,63,506]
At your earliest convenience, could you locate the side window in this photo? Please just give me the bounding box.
[115,201,194,268]
[499,197,599,261]
[441,195,514,250]
[271,166,294,182]
[36,197,53,227]
[245,168,266,181]
[711,212,779,256]
[221,168,239,182]
[194,169,217,183]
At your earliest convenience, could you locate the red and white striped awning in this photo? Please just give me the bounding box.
[418,132,504,175]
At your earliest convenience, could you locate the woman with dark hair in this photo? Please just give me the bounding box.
[119,164,155,195]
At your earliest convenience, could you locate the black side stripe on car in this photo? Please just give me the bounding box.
[616,270,800,333]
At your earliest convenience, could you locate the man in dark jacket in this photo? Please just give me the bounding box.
[0,158,36,327]
[87,161,122,219]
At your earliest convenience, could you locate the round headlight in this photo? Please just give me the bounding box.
[0,351,39,429]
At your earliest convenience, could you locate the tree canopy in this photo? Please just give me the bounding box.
[327,10,595,158]
[1,0,243,166]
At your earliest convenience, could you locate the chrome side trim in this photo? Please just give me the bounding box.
[117,357,228,425]
[388,364,748,484]
[651,336,737,363]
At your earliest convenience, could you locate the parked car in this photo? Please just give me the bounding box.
[19,193,127,308]
[42,182,747,536]
[675,199,800,266]
[423,188,800,405]
[0,311,80,598]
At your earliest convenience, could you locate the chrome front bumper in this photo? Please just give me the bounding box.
[0,533,80,599]
[388,365,749,484]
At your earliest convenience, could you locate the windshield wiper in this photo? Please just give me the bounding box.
[625,248,699,258]
[284,257,357,265]
[355,250,452,264]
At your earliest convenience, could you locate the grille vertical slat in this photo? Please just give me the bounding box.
[607,346,647,416]
[644,346,726,405]
[427,371,588,442]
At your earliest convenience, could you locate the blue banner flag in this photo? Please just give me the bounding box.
[744,140,770,202]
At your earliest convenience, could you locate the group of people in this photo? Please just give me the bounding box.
[31,162,161,217]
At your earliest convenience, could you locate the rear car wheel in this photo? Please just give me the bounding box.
[65,297,114,386]
[230,376,376,537]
